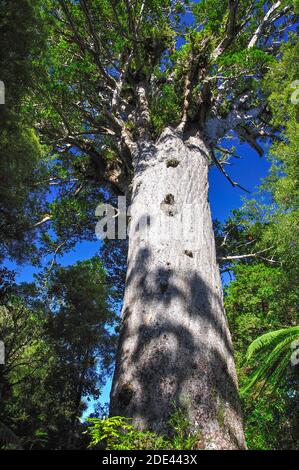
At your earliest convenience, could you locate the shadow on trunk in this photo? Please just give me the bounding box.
[110,245,243,448]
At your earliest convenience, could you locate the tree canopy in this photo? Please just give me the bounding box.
[0,0,298,451]
[12,0,296,262]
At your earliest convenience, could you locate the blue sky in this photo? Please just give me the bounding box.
[209,141,271,219]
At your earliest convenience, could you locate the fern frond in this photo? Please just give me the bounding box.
[242,326,299,395]
[246,326,299,360]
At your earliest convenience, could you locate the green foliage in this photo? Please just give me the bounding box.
[167,404,200,450]
[265,120,299,209]
[225,262,298,449]
[247,327,299,361]
[86,416,168,450]
[193,0,227,33]
[86,405,201,450]
[225,263,293,359]
[0,290,48,395]
[243,390,297,450]
[263,39,299,126]
[0,0,48,262]
[0,260,117,449]
[1,0,298,451]
[242,327,299,394]
[218,48,275,68]
[150,84,182,136]
[1,0,295,268]
[0,0,45,109]
[86,416,133,449]
[224,40,299,449]
[0,127,48,262]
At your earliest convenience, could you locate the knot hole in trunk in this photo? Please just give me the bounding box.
[164,194,175,205]
[118,383,134,407]
[166,158,179,168]
[160,193,176,217]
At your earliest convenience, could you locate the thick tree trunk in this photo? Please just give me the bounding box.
[110,128,246,449]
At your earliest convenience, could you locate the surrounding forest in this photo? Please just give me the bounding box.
[0,0,298,450]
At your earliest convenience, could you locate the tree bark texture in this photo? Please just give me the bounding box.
[110,127,246,450]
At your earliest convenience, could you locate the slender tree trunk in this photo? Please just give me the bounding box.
[110,128,246,450]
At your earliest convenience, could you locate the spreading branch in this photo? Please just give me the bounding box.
[218,246,276,263]
[205,93,266,145]
[33,214,52,228]
[248,1,292,49]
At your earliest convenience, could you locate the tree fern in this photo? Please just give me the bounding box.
[241,326,299,395]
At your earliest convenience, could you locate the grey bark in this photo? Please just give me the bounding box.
[110,127,246,450]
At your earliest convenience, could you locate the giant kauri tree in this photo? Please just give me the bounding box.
[28,0,298,449]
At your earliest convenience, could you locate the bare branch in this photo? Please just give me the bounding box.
[248,1,292,49]
[215,146,242,159]
[67,137,130,194]
[33,214,52,228]
[220,224,243,247]
[218,246,275,262]
[48,240,67,272]
[205,94,266,144]
[237,126,264,156]
[211,150,250,193]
